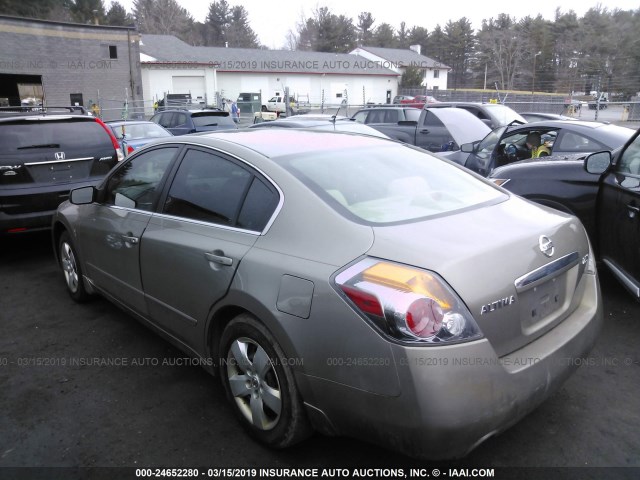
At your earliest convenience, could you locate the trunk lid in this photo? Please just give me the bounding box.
[367,196,591,356]
[0,117,116,187]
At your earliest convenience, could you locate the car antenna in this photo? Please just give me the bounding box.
[332,105,341,123]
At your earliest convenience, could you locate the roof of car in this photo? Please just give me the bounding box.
[428,102,509,108]
[155,108,225,114]
[106,120,159,125]
[158,128,394,159]
[355,106,416,111]
[0,114,97,123]
[509,119,615,130]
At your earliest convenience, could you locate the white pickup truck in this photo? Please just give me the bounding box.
[265,95,288,113]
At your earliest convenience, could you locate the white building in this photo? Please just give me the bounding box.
[140,35,401,113]
[350,45,450,91]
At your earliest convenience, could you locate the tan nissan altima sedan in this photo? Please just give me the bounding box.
[52,129,602,459]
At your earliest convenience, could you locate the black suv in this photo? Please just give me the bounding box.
[0,109,122,234]
[150,109,237,135]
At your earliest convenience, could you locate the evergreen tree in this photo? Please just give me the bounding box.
[205,0,229,46]
[105,1,132,26]
[356,12,374,46]
[70,0,105,24]
[225,5,259,48]
[371,23,396,47]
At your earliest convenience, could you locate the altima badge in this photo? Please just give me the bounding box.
[539,235,554,257]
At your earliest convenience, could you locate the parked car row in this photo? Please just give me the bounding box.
[2,100,638,460]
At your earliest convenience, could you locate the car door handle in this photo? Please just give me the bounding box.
[205,252,233,266]
[419,129,430,134]
[627,204,639,219]
[122,235,139,245]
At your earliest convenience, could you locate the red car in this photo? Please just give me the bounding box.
[400,95,440,108]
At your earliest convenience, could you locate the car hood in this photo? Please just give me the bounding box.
[366,195,591,357]
[430,108,492,146]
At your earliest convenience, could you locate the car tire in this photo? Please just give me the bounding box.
[219,313,311,448]
[58,231,91,303]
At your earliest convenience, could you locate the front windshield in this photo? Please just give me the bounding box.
[280,143,505,224]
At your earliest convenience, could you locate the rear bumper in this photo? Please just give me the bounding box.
[0,180,100,234]
[302,272,602,459]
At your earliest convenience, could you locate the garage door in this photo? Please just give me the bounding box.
[172,76,205,100]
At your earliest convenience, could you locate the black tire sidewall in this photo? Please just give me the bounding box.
[219,314,309,448]
[58,231,89,303]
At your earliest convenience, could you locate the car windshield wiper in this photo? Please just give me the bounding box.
[17,143,61,150]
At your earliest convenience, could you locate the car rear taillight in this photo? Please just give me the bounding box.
[335,258,482,345]
[127,145,134,155]
[94,117,124,161]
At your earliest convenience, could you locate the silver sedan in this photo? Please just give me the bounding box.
[52,129,602,459]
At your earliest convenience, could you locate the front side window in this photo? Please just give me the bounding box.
[153,113,174,128]
[617,134,640,176]
[352,111,368,124]
[105,147,177,210]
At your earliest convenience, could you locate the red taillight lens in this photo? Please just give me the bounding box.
[406,298,443,338]
[340,284,384,317]
[127,145,135,154]
[335,258,482,344]
[94,117,122,159]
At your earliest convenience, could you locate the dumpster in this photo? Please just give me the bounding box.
[237,93,262,115]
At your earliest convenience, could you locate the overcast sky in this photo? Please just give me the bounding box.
[119,0,639,49]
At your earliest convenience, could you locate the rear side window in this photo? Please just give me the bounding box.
[163,148,279,231]
[237,178,279,231]
[164,149,252,227]
[404,109,421,122]
[0,120,111,152]
[556,132,605,152]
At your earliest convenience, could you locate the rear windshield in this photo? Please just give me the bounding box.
[191,112,235,127]
[279,143,505,224]
[0,119,110,152]
[111,122,172,140]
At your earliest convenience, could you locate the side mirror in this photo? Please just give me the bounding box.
[70,186,96,205]
[461,143,474,153]
[584,151,612,175]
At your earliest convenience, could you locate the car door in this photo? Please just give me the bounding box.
[415,110,449,152]
[598,131,640,298]
[77,146,180,314]
[139,147,281,350]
